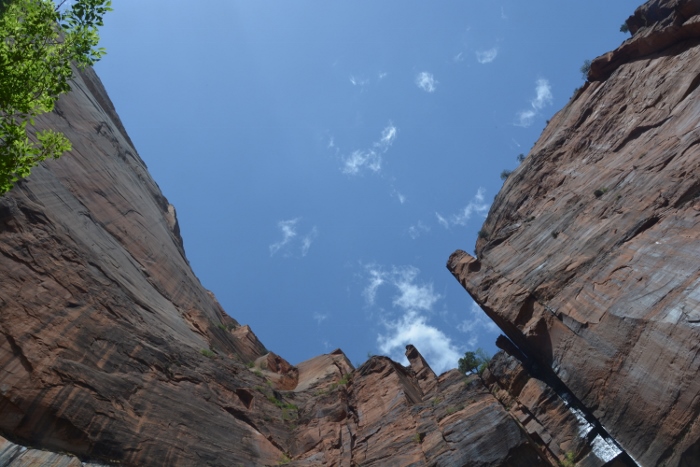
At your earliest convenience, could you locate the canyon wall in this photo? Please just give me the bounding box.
[449,0,700,465]
[0,58,551,466]
[1,0,699,465]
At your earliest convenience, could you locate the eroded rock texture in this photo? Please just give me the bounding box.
[449,1,700,465]
[0,65,289,466]
[282,347,548,466]
[0,58,549,466]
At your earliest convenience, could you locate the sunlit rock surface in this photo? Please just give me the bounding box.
[449,0,700,465]
[0,62,547,467]
[2,0,700,465]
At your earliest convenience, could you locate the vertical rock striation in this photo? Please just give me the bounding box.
[448,1,700,465]
[0,57,551,467]
[4,0,700,465]
[0,65,287,466]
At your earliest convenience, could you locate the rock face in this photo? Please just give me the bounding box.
[285,347,547,466]
[448,1,700,465]
[3,0,700,465]
[0,62,550,465]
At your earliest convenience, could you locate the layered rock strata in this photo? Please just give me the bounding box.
[0,63,551,465]
[448,1,700,465]
[282,347,548,466]
[483,337,637,467]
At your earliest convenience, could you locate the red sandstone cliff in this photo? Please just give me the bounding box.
[0,65,548,466]
[2,0,699,465]
[449,0,700,465]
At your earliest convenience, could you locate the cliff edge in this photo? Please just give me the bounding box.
[0,52,548,467]
[449,0,700,465]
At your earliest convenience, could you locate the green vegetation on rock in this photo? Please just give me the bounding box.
[0,0,111,194]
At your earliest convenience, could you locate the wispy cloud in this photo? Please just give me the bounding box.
[269,218,299,256]
[532,79,553,109]
[343,150,381,175]
[362,265,440,311]
[378,310,463,374]
[301,227,318,256]
[456,302,499,348]
[515,78,553,127]
[377,125,397,148]
[342,123,398,175]
[453,52,465,63]
[270,218,318,257]
[349,75,370,87]
[362,266,386,306]
[475,47,498,64]
[313,312,328,325]
[391,267,440,312]
[436,188,490,228]
[516,110,537,127]
[435,213,449,229]
[361,264,461,374]
[415,72,437,93]
[378,72,388,80]
[408,221,430,239]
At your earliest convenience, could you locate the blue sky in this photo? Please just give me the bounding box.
[94,1,640,373]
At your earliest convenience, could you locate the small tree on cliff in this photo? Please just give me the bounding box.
[0,0,112,194]
[458,348,490,375]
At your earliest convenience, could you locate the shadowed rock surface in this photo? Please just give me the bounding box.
[449,0,700,465]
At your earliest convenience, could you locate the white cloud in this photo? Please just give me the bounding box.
[516,110,536,127]
[407,221,430,240]
[451,187,489,225]
[378,72,388,80]
[394,190,406,204]
[313,312,328,325]
[269,218,299,256]
[453,52,465,63]
[376,124,397,148]
[515,78,553,127]
[377,311,463,374]
[362,265,441,311]
[301,227,318,256]
[349,75,369,87]
[475,47,498,64]
[362,266,386,306]
[342,149,381,175]
[435,212,449,229]
[270,219,318,257]
[456,302,499,349]
[361,264,460,374]
[341,123,398,175]
[436,188,490,229]
[415,72,437,93]
[391,267,441,312]
[532,79,553,110]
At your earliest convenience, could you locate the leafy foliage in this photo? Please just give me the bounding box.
[500,169,512,181]
[580,59,592,81]
[561,451,576,467]
[593,187,608,198]
[0,0,111,194]
[458,348,491,375]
